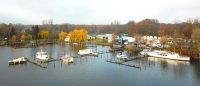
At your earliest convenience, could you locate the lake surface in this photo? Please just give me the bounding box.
[0,44,200,86]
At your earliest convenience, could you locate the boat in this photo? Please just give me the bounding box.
[116,53,128,59]
[8,56,27,65]
[147,50,190,61]
[78,49,98,56]
[62,55,74,63]
[36,49,50,61]
[91,52,98,56]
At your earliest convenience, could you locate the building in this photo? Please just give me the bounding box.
[97,34,113,43]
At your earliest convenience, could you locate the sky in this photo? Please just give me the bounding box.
[0,0,200,25]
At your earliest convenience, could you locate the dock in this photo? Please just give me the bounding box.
[26,58,61,68]
[106,59,141,68]
[27,59,47,68]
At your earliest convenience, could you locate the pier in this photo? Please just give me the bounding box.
[106,59,141,68]
[26,58,61,68]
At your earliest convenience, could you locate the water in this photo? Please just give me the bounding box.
[0,44,200,86]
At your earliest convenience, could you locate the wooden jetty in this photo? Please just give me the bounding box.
[106,59,141,68]
[108,48,123,52]
[27,59,47,68]
[26,58,61,68]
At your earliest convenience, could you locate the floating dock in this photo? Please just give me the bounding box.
[26,58,61,68]
[106,59,141,68]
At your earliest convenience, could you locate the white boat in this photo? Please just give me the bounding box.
[147,50,190,61]
[91,52,98,56]
[62,55,74,63]
[36,50,50,61]
[8,56,27,65]
[78,49,98,56]
[116,53,128,59]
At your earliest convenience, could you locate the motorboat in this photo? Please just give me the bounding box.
[36,49,50,61]
[116,53,128,59]
[62,55,74,63]
[147,50,190,61]
[8,56,27,65]
[78,49,98,56]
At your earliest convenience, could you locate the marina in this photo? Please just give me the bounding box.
[1,44,200,86]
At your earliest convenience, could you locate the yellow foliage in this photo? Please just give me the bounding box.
[69,28,88,43]
[59,31,67,42]
[38,30,50,39]
[21,35,26,41]
[160,35,168,45]
[11,35,16,42]
[20,34,33,41]
[192,28,200,42]
[26,34,32,40]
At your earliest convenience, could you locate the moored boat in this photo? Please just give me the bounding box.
[36,49,50,61]
[147,50,190,61]
[8,56,27,65]
[78,49,98,56]
[62,55,74,63]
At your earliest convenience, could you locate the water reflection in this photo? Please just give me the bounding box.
[148,57,191,80]
[191,62,200,81]
[1,45,200,86]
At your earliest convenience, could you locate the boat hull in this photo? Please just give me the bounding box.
[9,61,27,65]
[147,50,190,61]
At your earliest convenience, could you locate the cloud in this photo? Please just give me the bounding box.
[0,0,200,24]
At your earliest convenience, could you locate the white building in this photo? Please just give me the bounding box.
[97,34,113,43]
[122,37,135,43]
[142,36,161,47]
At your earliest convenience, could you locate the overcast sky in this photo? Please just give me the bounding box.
[0,0,200,24]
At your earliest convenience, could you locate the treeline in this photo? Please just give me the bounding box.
[1,18,200,42]
[126,18,200,39]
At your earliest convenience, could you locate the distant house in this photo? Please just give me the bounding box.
[142,36,161,47]
[88,35,96,40]
[97,34,113,43]
[122,37,135,43]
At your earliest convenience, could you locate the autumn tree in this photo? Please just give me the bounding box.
[59,31,67,42]
[158,24,168,36]
[26,34,32,41]
[126,21,137,36]
[21,34,32,41]
[78,29,88,43]
[173,29,184,38]
[192,28,200,57]
[158,24,168,46]
[191,28,200,42]
[111,33,118,45]
[20,34,26,41]
[69,28,88,43]
[38,30,50,39]
[137,19,159,36]
[183,23,193,39]
[10,35,16,45]
[160,35,168,46]
[69,30,78,43]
